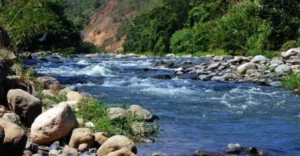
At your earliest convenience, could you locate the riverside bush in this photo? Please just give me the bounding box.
[282,73,300,89]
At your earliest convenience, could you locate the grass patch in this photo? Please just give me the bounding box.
[282,73,300,89]
[75,98,160,140]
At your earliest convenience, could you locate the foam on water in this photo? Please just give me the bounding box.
[78,65,113,77]
[77,59,89,65]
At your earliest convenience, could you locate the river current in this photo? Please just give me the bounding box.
[24,54,300,155]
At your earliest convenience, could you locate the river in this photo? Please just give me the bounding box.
[24,54,300,155]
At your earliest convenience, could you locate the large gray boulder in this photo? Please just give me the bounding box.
[7,89,42,126]
[31,102,78,144]
[275,64,293,75]
[0,118,27,156]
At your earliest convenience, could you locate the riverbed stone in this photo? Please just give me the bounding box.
[94,132,109,145]
[107,148,136,156]
[275,64,292,75]
[42,89,55,97]
[31,102,78,144]
[67,91,84,102]
[282,47,300,58]
[7,89,42,126]
[0,118,27,156]
[237,63,258,74]
[2,112,22,126]
[37,76,62,91]
[154,60,174,68]
[97,135,137,156]
[207,62,220,70]
[69,128,94,149]
[108,107,128,120]
[59,86,77,95]
[251,55,268,63]
[127,105,153,121]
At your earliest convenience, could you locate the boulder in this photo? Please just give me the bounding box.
[42,89,55,97]
[127,105,153,121]
[237,63,258,74]
[7,89,42,126]
[250,55,268,63]
[31,102,78,144]
[154,60,174,68]
[0,118,27,156]
[207,63,220,70]
[69,128,94,149]
[94,132,109,145]
[78,143,88,152]
[108,107,128,120]
[282,47,300,58]
[165,53,175,57]
[275,64,292,75]
[107,148,136,156]
[97,135,137,156]
[67,91,84,102]
[234,56,252,62]
[2,112,22,126]
[0,48,16,63]
[37,76,62,91]
[59,86,77,96]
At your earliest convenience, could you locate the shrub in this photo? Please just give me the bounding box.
[280,40,300,52]
[282,73,300,89]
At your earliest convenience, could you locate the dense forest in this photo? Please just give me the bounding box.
[124,0,300,56]
[0,0,104,55]
[1,0,300,56]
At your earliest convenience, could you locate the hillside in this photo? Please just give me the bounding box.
[82,0,161,52]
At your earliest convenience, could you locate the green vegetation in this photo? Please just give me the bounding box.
[75,98,160,139]
[63,0,108,28]
[282,73,300,89]
[0,0,102,55]
[125,0,300,56]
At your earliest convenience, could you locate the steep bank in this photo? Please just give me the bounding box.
[82,0,161,52]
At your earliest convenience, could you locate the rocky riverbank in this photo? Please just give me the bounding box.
[135,48,300,88]
[0,49,161,156]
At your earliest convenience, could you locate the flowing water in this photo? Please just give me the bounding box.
[25,54,300,155]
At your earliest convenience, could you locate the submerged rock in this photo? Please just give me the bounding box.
[152,74,172,80]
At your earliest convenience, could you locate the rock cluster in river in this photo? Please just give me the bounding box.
[152,48,300,87]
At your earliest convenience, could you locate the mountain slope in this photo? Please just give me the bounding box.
[82,0,161,52]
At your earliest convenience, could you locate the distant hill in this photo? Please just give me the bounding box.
[82,0,161,52]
